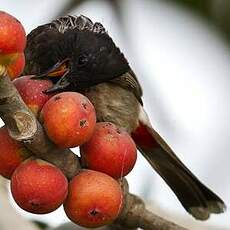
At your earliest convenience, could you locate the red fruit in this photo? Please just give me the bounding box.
[0,11,26,78]
[7,53,25,79]
[81,122,137,179]
[11,159,68,214]
[0,11,26,54]
[40,92,96,148]
[0,126,31,179]
[64,170,123,228]
[13,75,54,116]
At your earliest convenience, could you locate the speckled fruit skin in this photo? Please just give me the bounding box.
[80,122,137,179]
[64,170,123,228]
[13,75,54,116]
[11,159,68,214]
[7,53,25,79]
[0,11,26,54]
[40,92,96,148]
[0,126,31,179]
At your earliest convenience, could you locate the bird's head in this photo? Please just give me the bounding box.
[29,16,130,93]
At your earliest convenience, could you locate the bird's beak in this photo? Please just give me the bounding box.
[32,58,71,93]
[45,71,70,93]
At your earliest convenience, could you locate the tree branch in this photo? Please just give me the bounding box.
[0,73,187,230]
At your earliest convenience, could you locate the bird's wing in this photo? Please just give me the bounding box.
[110,70,143,104]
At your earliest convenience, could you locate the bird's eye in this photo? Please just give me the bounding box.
[78,54,88,67]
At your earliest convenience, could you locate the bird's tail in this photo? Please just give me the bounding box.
[131,112,226,220]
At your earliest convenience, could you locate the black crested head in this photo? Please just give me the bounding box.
[25,15,130,92]
[58,28,130,89]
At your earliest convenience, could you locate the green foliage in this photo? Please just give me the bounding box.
[166,0,211,17]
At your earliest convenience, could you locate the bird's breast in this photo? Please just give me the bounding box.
[83,82,140,133]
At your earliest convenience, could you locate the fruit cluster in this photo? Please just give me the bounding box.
[0,12,137,228]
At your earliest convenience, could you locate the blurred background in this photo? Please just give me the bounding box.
[0,0,230,229]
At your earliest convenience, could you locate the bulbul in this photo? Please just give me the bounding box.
[24,15,226,220]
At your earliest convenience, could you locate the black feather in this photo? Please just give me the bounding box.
[24,15,130,90]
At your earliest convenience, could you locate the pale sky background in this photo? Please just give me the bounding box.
[0,0,230,229]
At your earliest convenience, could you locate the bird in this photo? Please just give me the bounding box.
[24,15,226,220]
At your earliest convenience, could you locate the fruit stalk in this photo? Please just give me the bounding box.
[0,72,186,230]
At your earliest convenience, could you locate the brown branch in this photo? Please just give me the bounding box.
[0,73,187,230]
[119,193,187,230]
[114,179,187,230]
